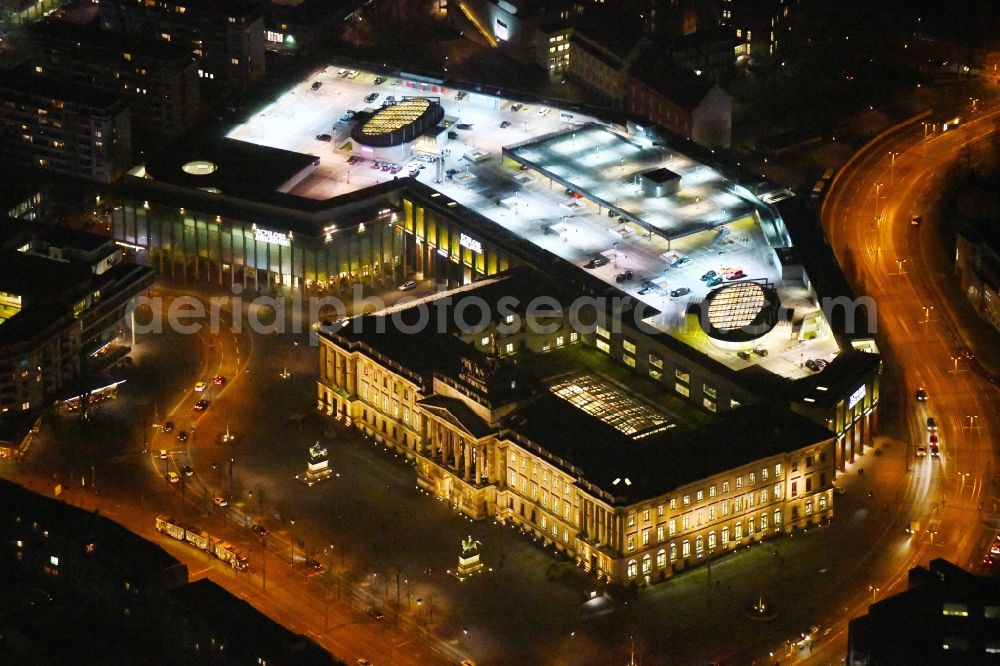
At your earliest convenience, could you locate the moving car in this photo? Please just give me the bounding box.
[193,399,209,411]
[181,465,194,477]
[304,559,323,570]
[910,214,922,226]
[984,554,996,567]
[930,442,940,458]
[195,381,207,392]
[615,270,633,283]
[926,416,937,431]
[177,431,188,443]
[251,524,268,536]
[310,81,322,90]
[915,388,928,401]
[159,449,169,460]
[167,472,180,484]
[367,608,385,621]
[398,281,417,291]
[214,495,228,507]
[584,257,608,269]
[161,421,175,433]
[915,445,927,457]
[670,287,691,298]
[214,375,226,385]
[315,134,332,142]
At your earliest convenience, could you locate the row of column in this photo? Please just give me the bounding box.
[422,417,488,485]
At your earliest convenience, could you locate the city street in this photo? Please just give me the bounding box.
[810,102,1000,662]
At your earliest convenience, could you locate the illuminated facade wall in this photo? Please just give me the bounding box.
[317,331,836,584]
[112,191,516,290]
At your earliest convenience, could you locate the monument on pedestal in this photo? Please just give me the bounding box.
[296,442,333,486]
[451,535,485,581]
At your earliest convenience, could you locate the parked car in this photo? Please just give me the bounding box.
[456,91,468,100]
[805,359,821,372]
[398,281,417,291]
[177,431,188,443]
[724,268,745,280]
[161,421,175,433]
[385,95,396,104]
[315,134,332,142]
[500,120,511,129]
[753,347,768,357]
[347,70,359,79]
[374,76,386,85]
[310,81,322,90]
[510,103,522,112]
[706,276,723,287]
[181,465,194,477]
[538,106,551,116]
[672,256,691,268]
[615,270,633,283]
[700,270,717,281]
[584,257,608,269]
[365,92,379,103]
[670,287,691,298]
[456,123,473,130]
[336,69,348,78]
[167,472,180,484]
[915,388,928,401]
[737,350,751,360]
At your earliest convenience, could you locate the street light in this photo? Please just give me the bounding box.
[895,258,907,274]
[868,584,880,603]
[921,305,934,324]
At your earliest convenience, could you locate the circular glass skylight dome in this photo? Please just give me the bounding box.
[181,160,219,176]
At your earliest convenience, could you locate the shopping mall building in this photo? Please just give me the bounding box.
[112,62,881,583]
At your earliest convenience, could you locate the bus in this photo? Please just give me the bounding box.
[155,515,250,571]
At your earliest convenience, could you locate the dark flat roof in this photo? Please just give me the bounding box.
[509,398,834,503]
[1,71,126,112]
[0,479,184,576]
[169,579,339,665]
[31,19,196,66]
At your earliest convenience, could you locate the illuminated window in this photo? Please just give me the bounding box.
[709,485,716,498]
[623,339,636,354]
[596,325,610,339]
[670,542,677,561]
[774,508,781,525]
[942,604,969,617]
[682,515,689,530]
[736,477,743,489]
[682,540,690,557]
[761,513,768,530]
[775,463,782,476]
[683,494,691,507]
[675,368,689,382]
[596,340,610,354]
[695,536,703,556]
[623,355,635,368]
[656,549,666,568]
[723,481,730,493]
[627,559,637,577]
[749,473,756,485]
[669,519,676,535]
[806,500,813,516]
[734,522,743,539]
[642,554,651,574]
[670,498,677,510]
[642,529,650,546]
[627,535,635,552]
[696,491,703,502]
[656,525,664,541]
[721,526,729,544]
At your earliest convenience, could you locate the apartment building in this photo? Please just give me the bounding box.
[0,72,131,183]
[31,19,201,136]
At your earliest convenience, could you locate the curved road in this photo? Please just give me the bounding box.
[806,106,1000,663]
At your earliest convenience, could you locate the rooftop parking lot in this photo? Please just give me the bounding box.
[226,64,840,380]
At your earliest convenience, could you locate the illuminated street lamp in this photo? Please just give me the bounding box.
[894,258,907,274]
[868,584,880,603]
[921,305,934,324]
